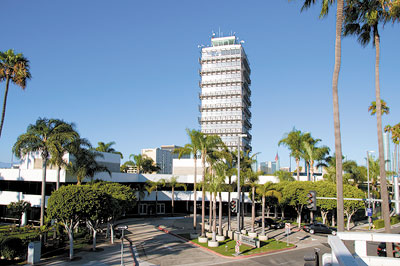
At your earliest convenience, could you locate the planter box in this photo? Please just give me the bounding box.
[198,236,208,243]
[208,240,219,247]
[216,235,225,242]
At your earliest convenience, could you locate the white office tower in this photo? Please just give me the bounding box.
[199,35,252,151]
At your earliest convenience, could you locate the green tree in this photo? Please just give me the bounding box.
[343,160,366,188]
[0,49,31,138]
[13,118,77,226]
[385,123,400,145]
[141,157,161,173]
[246,169,262,234]
[315,181,337,224]
[68,141,111,185]
[368,99,389,115]
[343,184,365,230]
[95,141,123,159]
[80,185,113,251]
[173,129,201,230]
[120,160,135,173]
[7,200,31,227]
[256,182,281,236]
[47,185,89,260]
[278,128,306,180]
[343,0,398,248]
[282,181,314,228]
[275,170,295,182]
[159,176,187,216]
[92,181,136,244]
[301,0,346,232]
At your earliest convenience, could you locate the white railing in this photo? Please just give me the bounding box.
[325,232,400,266]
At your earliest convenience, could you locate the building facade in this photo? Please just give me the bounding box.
[142,145,189,174]
[198,35,252,151]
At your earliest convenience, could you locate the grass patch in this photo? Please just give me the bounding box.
[178,234,293,257]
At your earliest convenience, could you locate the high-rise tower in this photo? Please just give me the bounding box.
[198,35,252,151]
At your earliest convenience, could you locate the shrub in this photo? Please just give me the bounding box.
[391,215,400,225]
[373,219,385,229]
[0,237,25,259]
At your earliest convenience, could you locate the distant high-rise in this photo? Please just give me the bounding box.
[198,35,252,151]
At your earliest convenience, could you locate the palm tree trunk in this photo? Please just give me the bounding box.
[56,166,61,190]
[212,193,217,241]
[310,161,314,182]
[333,0,345,233]
[201,155,206,237]
[218,192,222,236]
[241,190,245,230]
[0,76,11,138]
[296,158,300,181]
[261,195,265,235]
[306,162,310,181]
[193,157,197,230]
[251,186,255,233]
[228,176,231,231]
[40,157,48,227]
[172,187,175,216]
[374,27,393,257]
[209,192,212,227]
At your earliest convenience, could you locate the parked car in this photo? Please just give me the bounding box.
[303,223,337,235]
[254,218,285,229]
[377,242,400,257]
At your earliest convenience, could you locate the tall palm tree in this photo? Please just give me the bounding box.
[343,0,395,254]
[95,141,123,159]
[0,50,31,138]
[48,123,80,190]
[198,134,223,237]
[173,129,201,230]
[159,176,187,216]
[301,0,346,232]
[13,118,77,226]
[208,161,226,241]
[256,182,281,237]
[278,128,305,180]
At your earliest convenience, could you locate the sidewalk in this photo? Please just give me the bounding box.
[30,238,134,266]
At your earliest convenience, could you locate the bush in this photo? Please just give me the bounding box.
[373,219,385,229]
[391,215,400,224]
[0,237,25,260]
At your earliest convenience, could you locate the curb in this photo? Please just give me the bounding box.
[157,226,297,260]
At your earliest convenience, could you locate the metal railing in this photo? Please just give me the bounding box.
[324,232,400,265]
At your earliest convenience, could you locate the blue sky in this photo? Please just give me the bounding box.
[1,0,399,168]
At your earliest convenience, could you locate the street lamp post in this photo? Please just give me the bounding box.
[367,150,375,230]
[237,134,246,233]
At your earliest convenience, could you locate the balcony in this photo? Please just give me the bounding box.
[199,90,242,99]
[199,115,243,123]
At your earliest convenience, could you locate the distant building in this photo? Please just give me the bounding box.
[259,161,277,175]
[142,145,189,174]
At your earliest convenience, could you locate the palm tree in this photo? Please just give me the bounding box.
[0,50,31,138]
[67,138,111,185]
[302,141,330,181]
[145,180,162,216]
[256,182,281,237]
[48,123,80,190]
[13,118,77,226]
[208,162,226,241]
[129,154,147,174]
[278,128,305,180]
[368,99,389,115]
[95,141,123,159]
[301,0,346,232]
[173,129,201,230]
[275,170,295,182]
[198,134,223,237]
[246,169,261,234]
[343,0,394,253]
[159,176,187,216]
